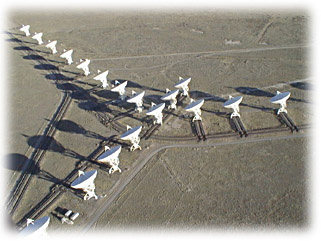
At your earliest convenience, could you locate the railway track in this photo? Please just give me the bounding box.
[6,32,74,216]
[8,30,310,231]
[15,123,309,229]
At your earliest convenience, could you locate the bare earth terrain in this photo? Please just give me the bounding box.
[4,10,310,234]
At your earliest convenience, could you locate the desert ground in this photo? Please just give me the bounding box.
[4,10,310,234]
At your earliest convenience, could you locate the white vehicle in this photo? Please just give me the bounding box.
[32,32,43,45]
[45,40,57,54]
[60,49,73,65]
[185,99,204,122]
[161,88,180,110]
[120,125,142,151]
[111,80,128,100]
[146,102,166,125]
[97,145,122,174]
[223,95,243,118]
[76,59,91,76]
[270,91,291,114]
[126,91,145,113]
[94,70,109,89]
[19,24,30,36]
[70,170,98,200]
[174,77,191,96]
[19,216,50,237]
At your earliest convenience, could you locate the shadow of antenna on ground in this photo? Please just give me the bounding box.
[3,153,30,172]
[234,86,275,97]
[53,119,105,140]
[35,64,59,71]
[189,90,214,99]
[114,79,166,93]
[23,54,46,61]
[24,134,85,160]
[45,73,74,81]
[144,94,163,105]
[290,81,313,91]
[4,153,61,184]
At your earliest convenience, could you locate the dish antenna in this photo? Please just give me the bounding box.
[270,91,291,114]
[45,40,57,54]
[70,169,98,200]
[76,59,91,76]
[120,125,142,151]
[161,88,180,110]
[94,70,109,89]
[60,49,73,65]
[174,77,191,96]
[185,99,204,122]
[146,102,166,125]
[32,32,43,45]
[223,95,243,118]
[111,80,128,100]
[19,216,50,237]
[97,145,122,174]
[19,24,30,36]
[126,91,145,112]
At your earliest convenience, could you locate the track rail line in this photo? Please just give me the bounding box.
[6,32,73,216]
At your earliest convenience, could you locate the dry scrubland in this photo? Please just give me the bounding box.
[5,11,310,232]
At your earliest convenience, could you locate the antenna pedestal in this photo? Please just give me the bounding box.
[192,109,202,122]
[136,105,143,113]
[169,99,177,110]
[153,113,163,125]
[130,136,142,151]
[230,107,240,119]
[277,102,287,115]
[107,158,121,174]
[182,87,189,97]
[83,183,98,200]
[66,56,73,65]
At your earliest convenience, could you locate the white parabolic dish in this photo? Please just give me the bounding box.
[223,96,243,109]
[60,49,73,58]
[94,70,109,81]
[111,81,128,92]
[97,145,121,162]
[270,91,291,104]
[120,125,142,140]
[174,77,191,88]
[127,91,145,103]
[71,170,97,189]
[185,99,204,112]
[161,89,179,100]
[46,40,57,48]
[19,216,50,236]
[146,103,165,115]
[76,59,90,69]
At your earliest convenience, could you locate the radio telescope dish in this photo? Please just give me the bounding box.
[32,32,43,45]
[94,70,109,89]
[270,91,291,114]
[161,89,179,109]
[111,81,128,100]
[19,24,30,36]
[185,99,204,122]
[174,77,191,96]
[146,102,166,125]
[76,59,91,76]
[223,95,243,118]
[126,91,145,112]
[19,216,50,237]
[97,145,122,174]
[120,125,142,151]
[60,49,73,65]
[71,169,98,200]
[45,40,57,54]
